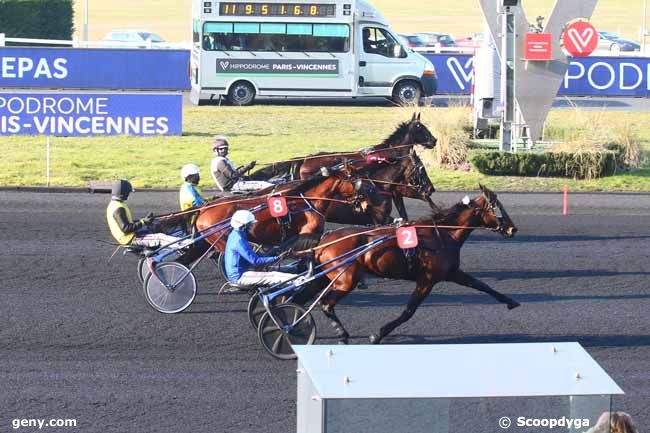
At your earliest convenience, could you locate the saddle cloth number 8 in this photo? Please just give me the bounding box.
[268,196,288,218]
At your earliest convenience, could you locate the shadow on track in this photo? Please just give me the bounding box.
[509,234,650,243]
[474,269,650,280]
[338,291,650,308]
[382,333,650,348]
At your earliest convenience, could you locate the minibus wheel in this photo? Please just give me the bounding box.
[392,80,422,107]
[228,81,256,106]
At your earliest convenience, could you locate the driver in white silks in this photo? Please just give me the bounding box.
[210,135,275,192]
[224,210,304,287]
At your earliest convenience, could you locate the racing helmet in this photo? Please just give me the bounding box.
[111,179,133,201]
[213,135,229,152]
[181,163,201,181]
[231,210,257,229]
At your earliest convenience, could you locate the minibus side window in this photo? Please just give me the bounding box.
[202,22,349,52]
[362,27,406,58]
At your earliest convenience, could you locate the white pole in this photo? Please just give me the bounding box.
[641,0,648,54]
[46,137,51,187]
[0,33,5,47]
[83,0,89,42]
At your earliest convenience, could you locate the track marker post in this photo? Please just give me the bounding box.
[562,185,569,216]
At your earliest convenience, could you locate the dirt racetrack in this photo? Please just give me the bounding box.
[1,190,648,432]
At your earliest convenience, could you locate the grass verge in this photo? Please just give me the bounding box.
[2,106,650,192]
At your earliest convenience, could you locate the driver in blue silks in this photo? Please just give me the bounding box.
[224,210,298,287]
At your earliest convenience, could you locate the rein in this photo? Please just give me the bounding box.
[157,191,359,220]
[257,142,429,166]
[297,223,499,253]
[360,177,419,189]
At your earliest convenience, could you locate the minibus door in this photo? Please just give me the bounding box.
[357,26,410,96]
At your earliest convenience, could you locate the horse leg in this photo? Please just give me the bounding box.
[447,269,520,309]
[321,291,351,344]
[369,278,433,344]
[392,191,409,220]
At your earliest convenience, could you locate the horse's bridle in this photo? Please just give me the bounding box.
[404,151,435,198]
[467,193,512,235]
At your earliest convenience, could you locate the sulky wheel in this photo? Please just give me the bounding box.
[137,257,161,284]
[137,258,149,283]
[143,262,197,314]
[257,303,316,360]
[247,293,287,330]
[138,252,180,286]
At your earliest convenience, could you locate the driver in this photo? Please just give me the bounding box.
[362,28,378,53]
[179,163,208,211]
[211,135,274,192]
[106,180,183,248]
[224,210,298,287]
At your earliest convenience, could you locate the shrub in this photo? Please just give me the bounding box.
[0,0,73,42]
[470,150,617,180]
[419,108,472,169]
[546,108,641,170]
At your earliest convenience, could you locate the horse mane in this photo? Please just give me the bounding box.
[416,202,467,224]
[378,120,411,148]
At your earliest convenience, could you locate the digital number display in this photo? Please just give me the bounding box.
[219,3,336,17]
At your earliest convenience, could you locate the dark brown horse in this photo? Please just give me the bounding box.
[248,115,437,220]
[194,171,391,254]
[248,113,436,181]
[299,185,520,344]
[320,147,436,224]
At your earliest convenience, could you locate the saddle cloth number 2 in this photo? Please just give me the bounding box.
[397,226,419,249]
[268,196,288,217]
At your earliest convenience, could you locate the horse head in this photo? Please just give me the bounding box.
[405,113,437,149]
[381,113,437,150]
[294,166,379,215]
[404,147,436,198]
[470,185,517,238]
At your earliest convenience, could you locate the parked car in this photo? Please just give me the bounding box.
[102,30,167,48]
[598,31,640,53]
[414,32,457,49]
[456,32,484,49]
[397,34,427,48]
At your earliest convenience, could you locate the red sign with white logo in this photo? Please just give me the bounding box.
[525,33,553,61]
[562,21,598,57]
[396,226,419,249]
[268,196,288,217]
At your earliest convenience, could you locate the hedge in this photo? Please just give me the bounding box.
[470,150,617,180]
[0,0,73,42]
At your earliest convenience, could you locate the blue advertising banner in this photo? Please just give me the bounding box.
[424,54,650,97]
[426,54,474,95]
[560,57,650,97]
[0,93,183,136]
[0,47,190,90]
[425,54,474,95]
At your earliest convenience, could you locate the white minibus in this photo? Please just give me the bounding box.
[190,0,437,105]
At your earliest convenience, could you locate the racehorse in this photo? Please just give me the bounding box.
[322,147,436,223]
[250,114,437,220]
[193,170,391,254]
[296,185,520,344]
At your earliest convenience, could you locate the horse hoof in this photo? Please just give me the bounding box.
[508,301,521,310]
[369,334,381,345]
[338,340,348,345]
